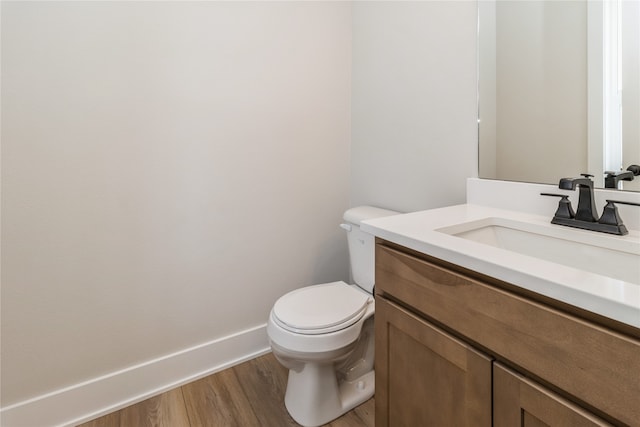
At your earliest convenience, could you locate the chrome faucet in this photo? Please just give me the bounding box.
[541,174,640,235]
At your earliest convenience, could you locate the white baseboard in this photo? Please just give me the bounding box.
[1,324,270,427]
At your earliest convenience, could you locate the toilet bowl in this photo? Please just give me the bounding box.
[267,206,398,427]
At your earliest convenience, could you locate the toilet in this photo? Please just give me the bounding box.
[267,206,399,427]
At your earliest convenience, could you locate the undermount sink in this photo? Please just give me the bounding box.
[437,217,640,285]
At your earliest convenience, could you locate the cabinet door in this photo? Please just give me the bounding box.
[494,363,613,426]
[375,297,492,427]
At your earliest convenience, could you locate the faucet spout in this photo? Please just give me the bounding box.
[604,170,635,189]
[558,176,592,190]
[558,175,598,222]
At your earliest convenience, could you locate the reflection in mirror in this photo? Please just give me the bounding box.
[478,0,639,191]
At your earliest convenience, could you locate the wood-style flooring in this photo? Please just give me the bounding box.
[77,352,374,427]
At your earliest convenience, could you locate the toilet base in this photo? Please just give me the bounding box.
[284,366,374,427]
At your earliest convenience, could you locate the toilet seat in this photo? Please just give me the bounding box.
[272,281,372,335]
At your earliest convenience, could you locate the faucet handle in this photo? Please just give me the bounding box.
[597,200,640,236]
[627,165,640,176]
[580,173,594,179]
[606,200,640,207]
[541,193,575,219]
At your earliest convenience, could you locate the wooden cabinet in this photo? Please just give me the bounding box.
[374,240,640,427]
[493,363,611,427]
[375,297,492,427]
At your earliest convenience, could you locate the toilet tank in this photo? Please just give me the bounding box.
[342,206,399,294]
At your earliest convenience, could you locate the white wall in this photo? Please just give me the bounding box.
[2,1,481,424]
[350,1,478,213]
[1,1,351,420]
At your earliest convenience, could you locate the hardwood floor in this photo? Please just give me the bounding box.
[77,353,374,427]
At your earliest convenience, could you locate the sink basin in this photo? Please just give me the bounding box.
[437,217,640,285]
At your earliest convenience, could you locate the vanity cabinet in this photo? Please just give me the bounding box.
[374,240,640,427]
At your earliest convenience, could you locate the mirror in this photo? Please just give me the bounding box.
[478,0,640,191]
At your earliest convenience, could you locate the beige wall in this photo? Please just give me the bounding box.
[496,0,588,183]
[478,0,497,180]
[480,1,588,184]
[1,1,351,407]
[350,1,478,212]
[622,0,640,191]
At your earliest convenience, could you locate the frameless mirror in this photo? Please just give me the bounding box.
[478,0,639,191]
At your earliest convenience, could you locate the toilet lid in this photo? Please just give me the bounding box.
[273,281,372,335]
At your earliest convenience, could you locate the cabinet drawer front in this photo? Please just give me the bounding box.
[376,243,640,426]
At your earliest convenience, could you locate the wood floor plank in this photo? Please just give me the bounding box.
[326,398,374,427]
[119,388,190,427]
[354,397,374,425]
[77,353,373,427]
[231,353,299,427]
[76,411,120,427]
[182,365,261,426]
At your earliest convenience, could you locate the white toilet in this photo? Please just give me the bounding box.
[267,206,398,427]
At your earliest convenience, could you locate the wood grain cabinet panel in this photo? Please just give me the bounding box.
[375,298,492,427]
[494,363,612,427]
[374,240,640,426]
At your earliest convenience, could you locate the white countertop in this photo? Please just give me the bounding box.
[362,204,640,328]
